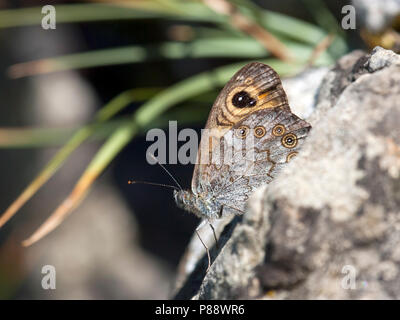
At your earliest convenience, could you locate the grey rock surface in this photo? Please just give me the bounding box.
[174,47,400,299]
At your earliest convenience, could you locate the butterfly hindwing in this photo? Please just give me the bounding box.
[204,108,311,216]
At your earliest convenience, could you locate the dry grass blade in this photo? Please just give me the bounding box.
[306,33,335,68]
[0,173,51,229]
[0,136,85,229]
[7,60,55,79]
[21,173,94,247]
[202,0,292,62]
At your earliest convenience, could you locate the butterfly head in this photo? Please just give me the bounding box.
[173,189,191,209]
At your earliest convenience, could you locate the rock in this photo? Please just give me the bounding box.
[174,47,400,299]
[282,67,329,119]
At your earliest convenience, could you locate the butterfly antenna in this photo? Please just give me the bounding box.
[128,180,180,191]
[148,153,183,191]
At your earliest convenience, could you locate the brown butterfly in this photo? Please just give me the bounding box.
[173,62,311,267]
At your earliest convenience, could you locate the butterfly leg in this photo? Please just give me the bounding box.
[209,222,219,250]
[209,205,224,250]
[196,220,211,272]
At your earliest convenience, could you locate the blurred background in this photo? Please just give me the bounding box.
[0,0,399,299]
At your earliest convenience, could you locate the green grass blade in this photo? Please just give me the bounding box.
[8,40,268,78]
[0,3,222,29]
[301,0,348,58]
[9,36,336,78]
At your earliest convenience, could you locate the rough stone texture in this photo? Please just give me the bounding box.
[174,47,400,299]
[282,67,329,119]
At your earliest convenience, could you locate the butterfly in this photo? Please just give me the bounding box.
[173,62,311,268]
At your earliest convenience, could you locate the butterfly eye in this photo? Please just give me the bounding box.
[272,124,286,136]
[235,125,249,139]
[286,151,298,162]
[282,133,298,148]
[232,91,257,108]
[254,126,266,138]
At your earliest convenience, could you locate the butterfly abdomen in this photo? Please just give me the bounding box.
[173,189,221,220]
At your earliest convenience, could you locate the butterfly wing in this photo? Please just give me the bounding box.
[211,108,311,216]
[192,62,289,193]
[191,62,311,216]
